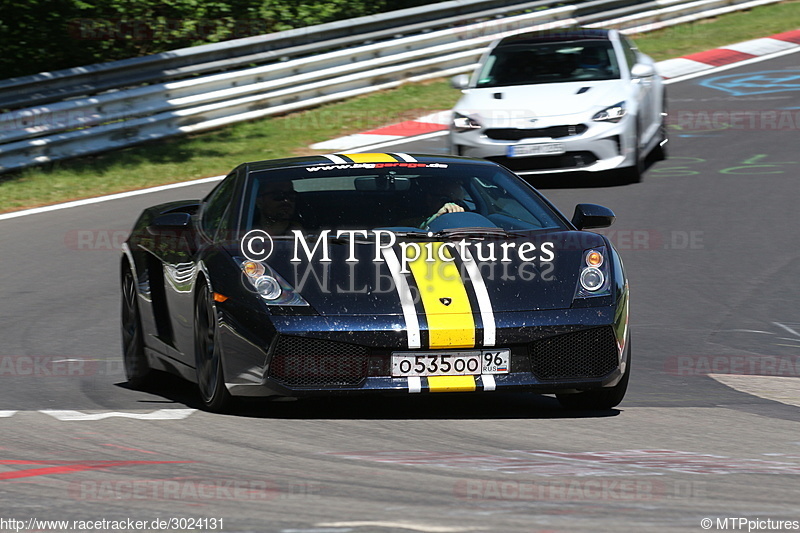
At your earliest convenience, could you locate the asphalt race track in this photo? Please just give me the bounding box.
[1,52,799,532]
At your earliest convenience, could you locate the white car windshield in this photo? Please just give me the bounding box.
[476,40,621,87]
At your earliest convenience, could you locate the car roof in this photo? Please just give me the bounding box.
[241,153,500,174]
[496,27,613,47]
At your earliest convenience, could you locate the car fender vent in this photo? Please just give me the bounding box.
[577,87,591,94]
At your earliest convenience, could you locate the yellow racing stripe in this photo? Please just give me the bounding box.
[343,153,398,163]
[428,375,477,392]
[406,242,475,349]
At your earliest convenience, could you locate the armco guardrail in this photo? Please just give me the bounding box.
[0,0,638,110]
[0,0,785,173]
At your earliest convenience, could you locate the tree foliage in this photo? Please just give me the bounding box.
[0,0,435,79]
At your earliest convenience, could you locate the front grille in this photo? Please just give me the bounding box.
[529,327,618,380]
[485,124,587,140]
[488,152,598,171]
[268,336,369,387]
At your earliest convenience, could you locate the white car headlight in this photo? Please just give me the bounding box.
[592,102,626,123]
[452,112,482,132]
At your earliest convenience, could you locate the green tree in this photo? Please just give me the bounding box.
[0,0,439,79]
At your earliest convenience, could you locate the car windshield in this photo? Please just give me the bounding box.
[476,40,621,87]
[239,162,567,236]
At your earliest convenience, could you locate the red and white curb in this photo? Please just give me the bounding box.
[310,29,800,152]
[310,111,451,151]
[657,29,800,78]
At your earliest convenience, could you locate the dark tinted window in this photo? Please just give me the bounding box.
[240,162,566,234]
[477,40,620,87]
[201,172,238,239]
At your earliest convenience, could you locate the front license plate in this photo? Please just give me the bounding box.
[391,349,511,377]
[508,142,565,158]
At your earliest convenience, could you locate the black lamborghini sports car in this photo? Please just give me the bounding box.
[121,153,630,412]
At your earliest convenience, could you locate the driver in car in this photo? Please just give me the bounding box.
[254,180,303,234]
[405,179,467,228]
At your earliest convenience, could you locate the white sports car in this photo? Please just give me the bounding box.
[449,28,667,182]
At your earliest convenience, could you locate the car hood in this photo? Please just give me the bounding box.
[454,80,627,123]
[253,231,607,316]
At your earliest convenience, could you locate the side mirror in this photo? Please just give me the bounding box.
[147,212,192,235]
[572,204,615,230]
[630,63,655,79]
[450,74,470,89]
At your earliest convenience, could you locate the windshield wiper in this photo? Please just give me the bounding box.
[430,227,526,240]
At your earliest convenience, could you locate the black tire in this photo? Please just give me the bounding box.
[622,128,644,183]
[121,265,152,388]
[653,88,669,161]
[653,127,668,162]
[556,336,631,410]
[194,282,232,413]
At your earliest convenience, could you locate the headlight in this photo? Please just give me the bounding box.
[592,102,626,123]
[452,112,482,132]
[580,267,605,291]
[574,247,611,298]
[254,275,282,300]
[237,257,309,306]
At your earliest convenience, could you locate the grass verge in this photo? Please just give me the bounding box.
[1,1,799,213]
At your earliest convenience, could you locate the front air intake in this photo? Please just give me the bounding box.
[529,327,619,380]
[268,336,369,387]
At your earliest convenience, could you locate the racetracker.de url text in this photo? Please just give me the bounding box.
[0,517,223,531]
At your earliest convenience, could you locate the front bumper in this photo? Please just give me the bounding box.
[220,305,628,398]
[449,116,635,175]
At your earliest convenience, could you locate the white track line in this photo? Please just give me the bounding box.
[40,409,197,421]
[0,175,224,222]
